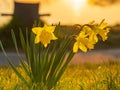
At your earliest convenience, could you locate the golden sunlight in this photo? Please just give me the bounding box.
[66,0,87,12]
[15,0,39,4]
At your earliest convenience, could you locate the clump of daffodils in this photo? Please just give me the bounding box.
[0,19,110,89]
[32,19,110,53]
[73,19,110,53]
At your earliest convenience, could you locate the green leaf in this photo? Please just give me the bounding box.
[46,37,73,89]
[54,51,74,84]
[11,30,30,78]
[0,41,29,86]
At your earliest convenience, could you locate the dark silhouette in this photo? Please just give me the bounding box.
[1,1,50,27]
[0,1,50,49]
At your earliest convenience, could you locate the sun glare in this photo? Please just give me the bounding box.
[73,0,87,11]
[66,0,87,12]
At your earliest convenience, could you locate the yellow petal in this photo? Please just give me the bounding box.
[86,42,94,49]
[89,33,98,43]
[79,43,87,52]
[52,34,58,40]
[99,28,110,41]
[99,22,108,29]
[43,43,49,48]
[32,27,42,34]
[73,42,79,53]
[35,35,41,44]
[44,24,56,33]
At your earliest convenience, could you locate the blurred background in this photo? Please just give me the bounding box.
[0,0,120,25]
[0,0,120,49]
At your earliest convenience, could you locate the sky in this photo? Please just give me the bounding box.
[0,0,120,26]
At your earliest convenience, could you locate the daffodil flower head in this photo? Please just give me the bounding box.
[32,24,58,47]
[73,19,110,53]
[82,26,98,44]
[93,20,110,41]
[83,19,110,43]
[73,32,94,53]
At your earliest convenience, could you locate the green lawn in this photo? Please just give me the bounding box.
[0,61,120,90]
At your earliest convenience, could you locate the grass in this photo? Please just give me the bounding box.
[0,61,120,90]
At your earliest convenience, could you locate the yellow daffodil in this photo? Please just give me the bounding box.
[82,20,110,43]
[73,20,110,53]
[73,32,94,53]
[93,20,110,41]
[32,24,58,47]
[98,28,110,41]
[82,26,98,44]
